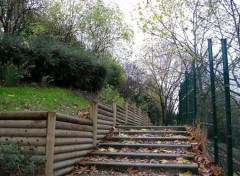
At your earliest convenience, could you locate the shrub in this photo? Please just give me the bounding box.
[0,143,45,176]
[0,35,109,91]
[0,62,31,86]
[98,84,124,106]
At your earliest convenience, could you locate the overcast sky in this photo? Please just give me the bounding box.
[103,0,147,60]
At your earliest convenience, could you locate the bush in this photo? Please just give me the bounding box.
[0,143,45,176]
[98,84,124,106]
[0,35,109,91]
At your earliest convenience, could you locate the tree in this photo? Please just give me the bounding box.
[142,39,183,125]
[77,0,131,53]
[0,0,42,34]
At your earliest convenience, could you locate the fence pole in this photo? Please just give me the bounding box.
[45,112,56,176]
[208,39,218,164]
[185,71,189,124]
[139,108,142,125]
[133,103,136,126]
[113,102,117,127]
[125,102,129,125]
[90,102,98,147]
[221,39,233,175]
[192,59,197,120]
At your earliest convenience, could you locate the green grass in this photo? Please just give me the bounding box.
[0,86,89,116]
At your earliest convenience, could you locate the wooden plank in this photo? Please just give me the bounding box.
[54,144,93,154]
[54,165,74,176]
[114,131,188,134]
[115,126,186,130]
[125,102,128,125]
[110,136,189,141]
[54,149,92,162]
[97,135,105,139]
[55,130,93,138]
[55,138,93,146]
[0,120,47,128]
[97,124,112,130]
[45,112,56,176]
[90,102,98,147]
[113,102,117,127]
[0,112,47,119]
[98,109,113,117]
[84,161,198,171]
[56,113,92,125]
[92,152,194,159]
[98,143,192,148]
[116,118,125,124]
[53,157,83,171]
[0,128,46,137]
[97,114,113,122]
[98,103,113,113]
[97,129,109,134]
[55,121,93,131]
[0,136,46,146]
[97,119,113,126]
[116,111,125,118]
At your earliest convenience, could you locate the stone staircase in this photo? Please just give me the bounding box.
[73,126,199,175]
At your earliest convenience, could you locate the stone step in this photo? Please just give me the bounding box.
[110,136,189,141]
[83,161,198,173]
[98,143,192,149]
[91,151,194,159]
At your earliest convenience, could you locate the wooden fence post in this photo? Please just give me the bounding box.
[125,102,128,125]
[45,112,56,176]
[133,103,136,126]
[90,102,98,147]
[139,109,142,125]
[113,102,117,127]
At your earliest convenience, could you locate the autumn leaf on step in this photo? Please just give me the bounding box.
[137,147,150,153]
[121,146,130,152]
[176,157,189,164]
[211,166,223,176]
[89,165,98,174]
[71,166,89,174]
[179,171,193,176]
[152,149,159,153]
[127,167,140,175]
[156,141,162,144]
[108,147,118,152]
[119,133,128,137]
[160,159,168,164]
[188,136,195,142]
[140,129,147,131]
[99,148,106,152]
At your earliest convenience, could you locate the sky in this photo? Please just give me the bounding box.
[103,0,147,60]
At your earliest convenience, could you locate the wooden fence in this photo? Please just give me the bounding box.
[0,102,152,176]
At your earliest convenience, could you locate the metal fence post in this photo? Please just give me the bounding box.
[192,59,197,120]
[221,39,233,176]
[185,71,189,124]
[208,39,219,164]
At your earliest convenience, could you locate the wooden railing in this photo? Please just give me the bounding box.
[0,102,152,176]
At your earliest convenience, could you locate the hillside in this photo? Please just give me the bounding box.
[0,86,89,116]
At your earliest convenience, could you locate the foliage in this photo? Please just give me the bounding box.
[98,84,124,106]
[0,86,89,116]
[0,35,109,91]
[0,143,45,176]
[0,0,42,34]
[0,62,31,86]
[77,0,131,53]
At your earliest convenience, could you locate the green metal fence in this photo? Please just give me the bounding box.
[178,39,240,175]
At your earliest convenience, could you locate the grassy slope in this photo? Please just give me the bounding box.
[0,86,89,116]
